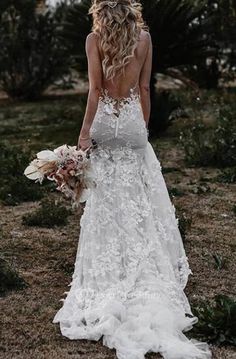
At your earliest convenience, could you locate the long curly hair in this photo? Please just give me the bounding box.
[89,0,148,80]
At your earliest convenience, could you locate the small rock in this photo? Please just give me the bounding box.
[10,230,23,238]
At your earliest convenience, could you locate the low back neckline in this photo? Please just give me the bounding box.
[99,86,141,118]
[100,82,140,103]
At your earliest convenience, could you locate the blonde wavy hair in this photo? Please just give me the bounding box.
[89,0,148,80]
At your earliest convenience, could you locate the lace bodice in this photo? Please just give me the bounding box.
[90,86,148,150]
[99,86,141,114]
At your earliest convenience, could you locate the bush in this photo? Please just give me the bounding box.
[180,108,236,168]
[212,253,227,270]
[61,0,214,77]
[22,198,72,228]
[0,177,44,206]
[191,294,236,346]
[61,0,215,136]
[216,167,236,184]
[0,256,27,295]
[191,183,212,195]
[0,142,45,205]
[149,90,181,135]
[168,187,185,198]
[0,0,70,100]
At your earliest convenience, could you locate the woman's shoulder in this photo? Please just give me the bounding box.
[86,32,98,44]
[140,29,151,41]
[85,32,101,53]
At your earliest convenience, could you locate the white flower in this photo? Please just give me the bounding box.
[37,150,58,162]
[24,163,44,183]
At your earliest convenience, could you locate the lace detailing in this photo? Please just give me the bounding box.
[99,86,141,116]
[52,96,212,359]
[90,86,148,147]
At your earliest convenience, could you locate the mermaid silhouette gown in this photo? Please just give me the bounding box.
[52,87,212,359]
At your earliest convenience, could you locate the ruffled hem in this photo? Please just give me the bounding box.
[52,289,212,359]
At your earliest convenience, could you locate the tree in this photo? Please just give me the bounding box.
[208,0,236,83]
[0,0,70,100]
[61,0,215,134]
[60,0,92,73]
[62,0,213,73]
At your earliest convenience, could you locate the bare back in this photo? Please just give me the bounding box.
[96,30,151,99]
[78,29,152,150]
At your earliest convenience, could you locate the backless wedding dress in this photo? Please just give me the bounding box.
[52,86,212,359]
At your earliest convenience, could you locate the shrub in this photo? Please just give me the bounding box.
[22,198,72,228]
[191,183,212,195]
[216,167,236,184]
[61,0,213,77]
[212,253,227,270]
[0,0,70,100]
[0,142,29,177]
[168,187,185,198]
[61,0,215,136]
[162,167,180,174]
[180,108,236,168]
[0,177,44,206]
[191,294,236,346]
[0,142,45,205]
[150,90,181,135]
[0,256,28,295]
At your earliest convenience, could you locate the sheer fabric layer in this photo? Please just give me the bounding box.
[53,89,212,359]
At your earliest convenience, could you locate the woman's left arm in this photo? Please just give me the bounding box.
[77,33,102,150]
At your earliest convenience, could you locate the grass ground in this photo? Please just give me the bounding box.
[0,92,235,359]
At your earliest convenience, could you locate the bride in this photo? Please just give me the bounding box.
[53,1,212,358]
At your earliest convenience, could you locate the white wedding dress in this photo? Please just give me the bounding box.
[52,87,212,359]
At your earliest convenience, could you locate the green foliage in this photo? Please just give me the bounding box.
[60,0,215,135]
[162,167,180,174]
[0,95,86,148]
[216,167,236,184]
[0,0,70,100]
[169,187,185,198]
[191,183,211,195]
[150,90,181,135]
[206,0,236,84]
[212,253,227,270]
[0,142,45,205]
[180,108,236,168]
[0,177,44,206]
[0,142,30,178]
[60,0,92,73]
[22,198,72,228]
[61,0,213,74]
[0,256,28,296]
[192,294,236,345]
[142,0,214,73]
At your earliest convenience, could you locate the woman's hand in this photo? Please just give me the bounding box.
[77,136,93,151]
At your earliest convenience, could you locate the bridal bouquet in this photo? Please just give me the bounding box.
[24,144,96,206]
